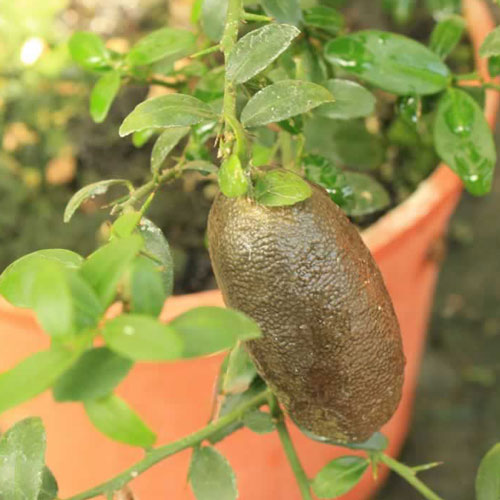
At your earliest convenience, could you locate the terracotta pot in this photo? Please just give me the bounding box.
[0,1,498,498]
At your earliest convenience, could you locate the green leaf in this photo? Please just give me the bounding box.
[429,15,465,59]
[190,447,237,500]
[243,410,275,434]
[0,418,46,500]
[53,347,133,402]
[227,24,300,84]
[195,67,225,102]
[119,94,216,137]
[303,6,345,35]
[311,456,369,498]
[488,55,500,78]
[80,235,143,307]
[324,30,450,95]
[103,314,183,361]
[132,128,156,147]
[425,0,460,15]
[476,443,500,500]
[254,170,312,206]
[241,80,333,127]
[397,95,421,127]
[138,218,174,296]
[0,348,78,414]
[151,127,191,174]
[315,79,376,120]
[338,432,388,452]
[90,71,121,123]
[221,343,257,394]
[128,28,196,66]
[38,467,58,500]
[262,0,302,26]
[202,0,228,42]
[480,26,500,58]
[218,155,249,197]
[130,256,167,317]
[0,249,82,308]
[382,0,416,25]
[434,88,496,196]
[170,306,261,358]
[111,212,142,238]
[342,172,390,216]
[84,394,156,447]
[68,32,109,69]
[192,0,203,23]
[183,160,218,174]
[64,179,130,223]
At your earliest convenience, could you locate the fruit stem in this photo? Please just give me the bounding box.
[379,453,445,500]
[63,389,271,500]
[272,397,313,500]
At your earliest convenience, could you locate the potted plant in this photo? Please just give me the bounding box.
[0,0,499,499]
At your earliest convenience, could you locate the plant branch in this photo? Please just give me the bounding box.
[242,12,273,22]
[64,389,271,500]
[190,44,221,58]
[380,453,444,500]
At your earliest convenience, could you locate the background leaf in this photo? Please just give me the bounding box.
[254,170,312,206]
[479,26,500,58]
[90,71,121,123]
[476,443,500,500]
[429,15,465,59]
[202,0,228,42]
[303,6,345,35]
[130,256,167,317]
[261,0,302,26]
[151,127,190,174]
[243,410,275,434]
[221,343,257,394]
[68,32,109,69]
[342,172,391,216]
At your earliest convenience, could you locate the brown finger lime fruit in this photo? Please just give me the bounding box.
[207,180,405,443]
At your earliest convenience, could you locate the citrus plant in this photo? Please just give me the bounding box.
[1,0,500,499]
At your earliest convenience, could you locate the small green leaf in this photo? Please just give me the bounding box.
[429,15,465,59]
[132,128,156,147]
[488,55,500,78]
[0,249,82,308]
[0,418,46,500]
[241,80,333,127]
[0,348,78,414]
[80,235,144,307]
[227,24,300,84]
[202,0,228,42]
[90,71,121,123]
[315,79,376,120]
[190,447,237,500]
[128,28,196,66]
[342,172,390,216]
[221,343,257,394]
[476,443,500,500]
[53,347,133,402]
[170,306,261,358]
[84,394,156,447]
[64,179,130,223]
[243,410,275,434]
[311,456,369,498]
[111,212,142,238]
[303,6,345,35]
[68,32,109,69]
[262,0,302,26]
[397,95,421,127]
[480,26,500,58]
[151,127,191,174]
[324,30,450,95]
[434,88,496,196]
[254,170,312,207]
[38,467,58,500]
[119,94,216,137]
[130,256,167,316]
[103,314,183,361]
[218,155,249,198]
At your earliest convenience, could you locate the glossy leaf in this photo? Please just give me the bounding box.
[68,32,109,69]
[38,467,58,500]
[0,418,46,500]
[0,249,82,308]
[342,172,390,216]
[221,343,257,394]
[53,347,133,402]
[202,0,228,42]
[0,348,78,414]
[85,394,156,447]
[80,235,143,307]
[429,15,465,59]
[90,71,121,123]
[170,306,261,358]
[243,410,275,434]
[476,443,500,500]
[479,26,500,58]
[261,0,302,26]
[103,314,183,361]
[190,446,237,500]
[241,80,333,127]
[434,88,496,195]
[128,28,196,66]
[316,79,375,120]
[324,30,450,95]
[303,6,345,35]
[64,179,130,223]
[226,24,300,84]
[218,155,249,197]
[311,456,369,498]
[254,169,312,206]
[120,94,216,137]
[151,127,191,174]
[130,256,167,316]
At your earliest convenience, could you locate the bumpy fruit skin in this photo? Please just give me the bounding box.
[207,182,405,443]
